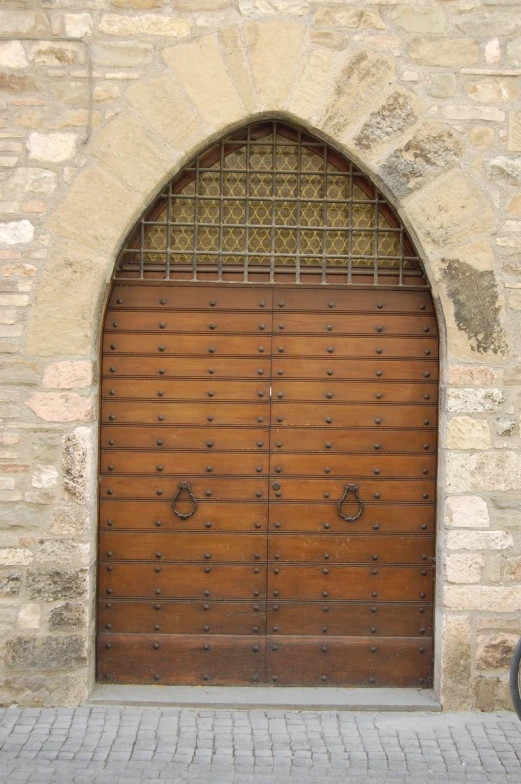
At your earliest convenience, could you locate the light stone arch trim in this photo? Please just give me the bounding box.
[20,23,511,709]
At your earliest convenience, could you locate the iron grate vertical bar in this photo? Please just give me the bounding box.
[347,164,353,285]
[270,121,276,284]
[244,126,251,283]
[193,154,200,281]
[166,182,172,280]
[296,128,301,284]
[139,219,144,279]
[374,186,379,286]
[321,144,327,284]
[218,139,224,282]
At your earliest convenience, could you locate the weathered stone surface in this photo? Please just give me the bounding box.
[289,48,335,120]
[62,427,91,504]
[0,220,34,245]
[445,585,521,613]
[440,614,472,710]
[495,416,516,437]
[180,0,233,8]
[409,38,479,67]
[424,73,456,99]
[4,167,58,197]
[470,126,495,150]
[240,0,309,13]
[64,13,94,38]
[0,73,35,93]
[446,416,491,450]
[91,42,153,67]
[315,7,385,29]
[26,568,88,602]
[447,450,521,493]
[0,11,48,36]
[37,539,89,566]
[5,634,87,671]
[442,105,505,122]
[0,41,28,70]
[0,570,22,597]
[162,36,244,127]
[126,74,202,152]
[447,388,503,413]
[380,122,462,196]
[32,465,58,490]
[48,602,87,632]
[389,5,446,34]
[245,21,306,108]
[50,507,89,536]
[43,361,94,390]
[27,42,83,67]
[218,27,256,114]
[508,38,521,67]
[444,552,484,584]
[489,156,521,184]
[404,170,495,248]
[355,89,420,152]
[321,50,394,137]
[504,556,521,581]
[91,112,177,194]
[447,530,513,551]
[464,78,518,103]
[476,633,518,668]
[447,365,499,386]
[0,548,32,566]
[310,31,347,50]
[455,11,521,37]
[25,393,94,423]
[27,132,76,163]
[18,603,40,630]
[99,14,191,37]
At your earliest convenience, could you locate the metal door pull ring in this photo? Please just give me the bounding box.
[172,482,198,520]
[337,483,364,523]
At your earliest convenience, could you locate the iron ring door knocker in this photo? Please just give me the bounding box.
[337,483,364,523]
[171,482,198,520]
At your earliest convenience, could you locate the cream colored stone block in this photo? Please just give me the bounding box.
[446,496,490,528]
[99,14,191,38]
[162,36,244,128]
[446,451,521,493]
[18,603,40,630]
[508,39,521,67]
[442,106,505,123]
[91,112,177,195]
[470,126,495,150]
[240,0,310,13]
[27,42,83,68]
[440,614,472,710]
[447,417,491,450]
[476,633,518,669]
[0,41,28,70]
[508,112,521,153]
[444,585,521,613]
[447,366,499,386]
[32,465,58,490]
[4,167,58,197]
[504,556,521,581]
[126,74,202,152]
[27,132,76,163]
[445,552,484,583]
[50,508,88,537]
[244,21,306,108]
[289,48,336,120]
[447,530,513,551]
[37,540,90,566]
[64,13,93,39]
[0,220,34,245]
[26,240,110,356]
[218,27,257,114]
[91,42,153,67]
[0,11,48,36]
[389,6,446,34]
[403,170,495,249]
[43,361,94,390]
[320,50,394,138]
[25,392,94,423]
[315,7,385,29]
[464,78,518,103]
[456,11,521,37]
[0,548,33,566]
[46,166,141,252]
[424,73,456,99]
[63,427,92,505]
[447,388,503,413]
[409,38,479,67]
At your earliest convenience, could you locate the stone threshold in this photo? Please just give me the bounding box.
[89,685,441,712]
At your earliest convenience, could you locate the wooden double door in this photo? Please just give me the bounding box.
[98,283,437,687]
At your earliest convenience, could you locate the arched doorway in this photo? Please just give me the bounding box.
[97,120,438,687]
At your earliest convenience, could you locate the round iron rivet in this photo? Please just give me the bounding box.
[375,418,382,424]
[254,522,261,529]
[205,567,211,573]
[203,675,209,681]
[252,646,259,653]
[274,554,280,560]
[273,591,279,597]
[376,348,383,354]
[275,441,282,448]
[258,416,264,423]
[106,589,112,595]
[324,467,330,474]
[205,522,212,529]
[272,482,281,490]
[423,444,430,450]
[377,303,383,309]
[275,466,282,473]
[203,644,210,651]
[156,489,163,496]
[206,466,213,473]
[424,371,431,378]
[423,326,430,333]
[158,415,165,422]
[154,604,161,610]
[422,493,428,500]
[203,604,210,610]
[376,326,384,333]
[326,417,332,424]
[110,367,116,373]
[277,369,283,376]
[425,349,431,356]
[327,324,333,332]
[322,606,329,612]
[208,391,215,398]
[374,493,381,499]
[203,625,210,632]
[107,465,114,472]
[257,369,265,377]
[324,552,330,559]
[422,468,428,475]
[253,626,259,633]
[277,392,284,399]
[272,676,279,682]
[274,522,281,528]
[419,646,425,653]
[254,553,261,560]
[155,589,161,595]
[204,553,211,560]
[272,645,279,651]
[278,347,284,353]
[323,568,329,574]
[159,298,167,305]
[205,490,212,497]
[254,605,260,611]
[105,624,112,630]
[328,301,334,308]
[371,607,377,614]
[253,568,260,574]
[153,643,160,650]
[375,393,382,400]
[278,301,285,308]
[372,591,378,597]
[322,591,328,597]
[110,344,117,350]
[373,524,380,530]
[155,520,162,527]
[256,441,264,447]
[107,520,113,527]
[376,370,383,377]
[424,394,430,401]
[372,555,378,561]
[259,300,266,307]
[116,298,123,304]
[157,465,164,472]
[105,643,112,649]
[109,389,116,396]
[107,489,113,495]
[325,442,332,449]
[159,322,166,329]
[324,523,330,529]
[373,468,380,475]
[279,324,285,330]
[421,524,428,531]
[258,346,265,353]
[373,444,381,450]
[274,567,280,574]
[207,441,214,448]
[371,569,377,576]
[209,300,217,307]
[208,347,215,354]
[326,392,333,399]
[323,492,329,499]
[420,627,426,635]
[108,415,115,422]
[259,324,266,331]
[158,345,166,352]
[370,647,377,653]
[256,491,262,497]
[327,369,333,376]
[327,347,334,353]
[106,566,113,572]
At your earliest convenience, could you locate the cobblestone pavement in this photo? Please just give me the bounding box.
[0,706,520,783]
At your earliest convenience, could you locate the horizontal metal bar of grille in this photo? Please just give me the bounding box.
[115,120,426,288]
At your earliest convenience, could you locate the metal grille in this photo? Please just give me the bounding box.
[116,121,426,287]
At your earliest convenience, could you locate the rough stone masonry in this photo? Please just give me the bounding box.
[1,0,521,710]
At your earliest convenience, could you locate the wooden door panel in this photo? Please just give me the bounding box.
[102,426,269,451]
[100,532,267,562]
[270,428,437,454]
[99,563,267,599]
[268,534,434,563]
[102,401,268,425]
[271,381,437,404]
[272,313,437,335]
[271,336,438,358]
[267,502,434,533]
[266,602,432,637]
[102,379,270,402]
[101,477,268,501]
[105,310,270,333]
[268,478,434,502]
[109,284,272,311]
[266,636,432,687]
[266,566,434,601]
[99,500,268,531]
[98,634,266,685]
[271,289,434,313]
[103,334,272,356]
[99,600,267,635]
[268,454,437,478]
[270,403,437,428]
[100,451,269,476]
[273,358,438,380]
[103,355,271,378]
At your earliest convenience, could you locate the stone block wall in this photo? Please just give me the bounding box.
[0,0,520,709]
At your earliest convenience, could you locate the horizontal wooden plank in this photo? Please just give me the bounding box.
[271,380,437,404]
[99,500,268,531]
[100,532,267,562]
[100,451,270,476]
[100,476,268,501]
[105,310,273,334]
[270,288,434,313]
[271,312,437,336]
[101,401,268,426]
[267,503,435,533]
[109,284,273,311]
[269,428,437,454]
[271,335,438,358]
[102,379,271,402]
[271,402,437,428]
[267,534,434,564]
[266,636,433,687]
[97,634,266,685]
[103,355,271,379]
[268,478,434,503]
[102,426,269,451]
[268,454,436,478]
